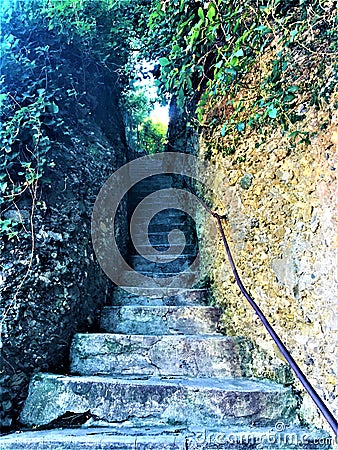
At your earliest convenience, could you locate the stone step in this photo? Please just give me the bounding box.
[128,210,187,220]
[129,232,196,246]
[129,200,187,208]
[129,187,176,196]
[128,164,166,175]
[130,227,188,236]
[128,169,171,176]
[130,243,197,255]
[0,427,186,450]
[111,287,209,306]
[100,306,221,335]
[130,218,188,228]
[130,196,186,203]
[0,425,333,449]
[130,179,173,188]
[130,255,196,272]
[119,270,199,286]
[70,334,252,378]
[129,189,187,198]
[131,271,198,278]
[20,374,297,429]
[129,177,174,185]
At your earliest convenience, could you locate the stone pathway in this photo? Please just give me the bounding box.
[0,173,333,449]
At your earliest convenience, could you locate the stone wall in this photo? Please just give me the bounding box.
[197,102,337,431]
[0,74,128,431]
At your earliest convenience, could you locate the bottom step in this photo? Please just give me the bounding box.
[0,425,333,449]
[20,374,296,428]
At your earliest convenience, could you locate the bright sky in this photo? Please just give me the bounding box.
[134,60,169,127]
[150,103,169,126]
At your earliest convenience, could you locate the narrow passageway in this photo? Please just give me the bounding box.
[0,156,333,449]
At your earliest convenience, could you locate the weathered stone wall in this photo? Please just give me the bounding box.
[0,76,128,431]
[197,103,337,431]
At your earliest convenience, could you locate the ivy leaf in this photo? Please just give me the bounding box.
[159,57,171,67]
[198,7,205,20]
[288,85,299,93]
[0,182,7,193]
[207,3,216,21]
[46,102,59,113]
[290,29,298,42]
[220,123,227,136]
[237,122,245,132]
[233,49,244,58]
[256,24,272,35]
[0,93,7,106]
[283,94,295,103]
[267,106,278,118]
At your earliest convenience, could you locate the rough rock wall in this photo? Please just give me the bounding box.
[0,78,128,431]
[197,103,337,431]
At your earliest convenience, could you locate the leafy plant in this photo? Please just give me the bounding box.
[141,0,337,143]
[0,0,147,238]
[139,118,167,154]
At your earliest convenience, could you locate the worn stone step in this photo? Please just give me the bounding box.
[119,270,199,286]
[129,233,196,246]
[111,287,209,306]
[0,425,333,449]
[128,163,165,175]
[130,178,173,188]
[130,194,185,202]
[130,229,192,237]
[20,374,297,429]
[128,209,186,219]
[131,243,197,255]
[131,230,196,240]
[128,168,171,175]
[130,255,197,272]
[131,271,198,278]
[130,219,189,229]
[0,427,186,450]
[130,188,176,197]
[100,306,221,335]
[130,201,188,210]
[131,183,173,189]
[129,193,190,203]
[70,334,252,378]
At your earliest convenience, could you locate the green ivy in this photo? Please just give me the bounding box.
[0,0,147,238]
[142,0,337,140]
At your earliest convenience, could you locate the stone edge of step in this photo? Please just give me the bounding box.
[0,425,333,449]
[24,373,293,392]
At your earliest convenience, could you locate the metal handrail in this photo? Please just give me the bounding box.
[192,189,337,435]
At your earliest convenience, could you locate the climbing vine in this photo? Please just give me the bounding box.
[0,0,146,239]
[1,0,336,239]
[143,0,337,151]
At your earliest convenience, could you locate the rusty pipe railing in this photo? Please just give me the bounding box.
[192,189,337,435]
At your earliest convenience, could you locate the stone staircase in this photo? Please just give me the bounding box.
[0,173,333,449]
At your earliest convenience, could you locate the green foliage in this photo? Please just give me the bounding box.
[40,0,147,67]
[121,85,167,154]
[143,0,337,140]
[139,119,167,154]
[0,0,145,238]
[0,10,59,238]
